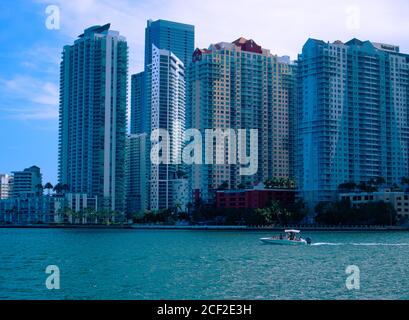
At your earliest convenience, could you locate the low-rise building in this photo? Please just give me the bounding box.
[0,195,55,224]
[339,189,409,220]
[11,166,42,198]
[0,193,98,224]
[216,185,296,209]
[54,193,98,223]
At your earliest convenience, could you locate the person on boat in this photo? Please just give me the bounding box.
[279,234,283,240]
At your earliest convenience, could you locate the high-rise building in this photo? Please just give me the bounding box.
[187,38,297,203]
[127,19,194,213]
[136,19,194,138]
[58,24,128,212]
[0,174,12,199]
[145,19,195,71]
[140,19,194,136]
[150,46,188,211]
[296,38,409,206]
[11,166,42,198]
[130,72,145,135]
[126,133,149,214]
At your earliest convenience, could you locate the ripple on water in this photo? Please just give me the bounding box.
[1,229,409,299]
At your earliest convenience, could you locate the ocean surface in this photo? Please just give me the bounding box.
[0,228,408,300]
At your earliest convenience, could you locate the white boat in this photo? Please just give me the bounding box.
[260,229,312,246]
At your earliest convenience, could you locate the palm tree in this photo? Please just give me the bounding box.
[72,211,81,224]
[44,182,53,196]
[97,209,111,225]
[53,183,63,196]
[83,207,96,224]
[173,202,182,215]
[62,207,74,223]
[88,209,98,224]
[286,178,296,189]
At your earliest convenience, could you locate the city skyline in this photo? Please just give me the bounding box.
[2,0,409,184]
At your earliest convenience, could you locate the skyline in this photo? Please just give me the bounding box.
[1,0,409,183]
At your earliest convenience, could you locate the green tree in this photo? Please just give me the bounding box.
[338,182,357,191]
[44,182,53,196]
[53,183,63,196]
[61,207,74,223]
[217,181,229,190]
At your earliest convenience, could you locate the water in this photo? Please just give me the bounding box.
[0,228,408,300]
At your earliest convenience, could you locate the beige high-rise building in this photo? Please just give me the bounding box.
[187,38,297,203]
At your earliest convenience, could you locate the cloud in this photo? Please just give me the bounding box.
[36,0,149,73]
[1,106,58,121]
[34,0,409,67]
[0,75,59,120]
[20,45,62,76]
[6,0,408,122]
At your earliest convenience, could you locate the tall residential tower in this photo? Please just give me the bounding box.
[187,38,297,203]
[297,38,409,206]
[150,46,188,211]
[127,19,194,213]
[58,24,128,212]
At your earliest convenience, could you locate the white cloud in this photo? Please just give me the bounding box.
[1,106,58,121]
[0,75,59,120]
[36,0,409,68]
[14,0,407,122]
[36,0,149,74]
[20,45,61,76]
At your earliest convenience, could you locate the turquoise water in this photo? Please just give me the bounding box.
[0,228,408,300]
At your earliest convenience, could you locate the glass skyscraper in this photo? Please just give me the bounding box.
[297,38,409,206]
[127,19,194,213]
[130,19,194,138]
[130,72,145,135]
[144,19,195,70]
[58,24,128,212]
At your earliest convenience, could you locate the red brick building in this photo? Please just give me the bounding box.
[215,188,296,209]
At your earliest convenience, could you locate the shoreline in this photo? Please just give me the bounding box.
[0,224,408,232]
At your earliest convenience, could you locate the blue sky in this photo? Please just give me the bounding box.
[1,0,409,183]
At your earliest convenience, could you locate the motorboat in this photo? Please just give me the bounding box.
[260,229,312,245]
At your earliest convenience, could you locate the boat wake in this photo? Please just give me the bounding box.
[311,242,409,247]
[311,242,344,246]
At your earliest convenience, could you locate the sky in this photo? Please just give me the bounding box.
[1,0,409,183]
